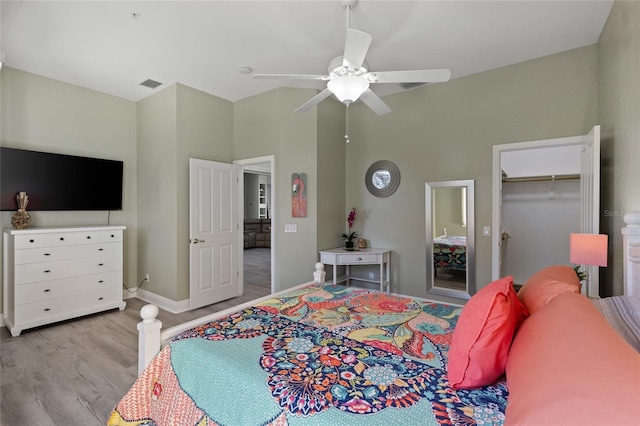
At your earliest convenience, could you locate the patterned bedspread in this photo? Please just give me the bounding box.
[109,284,508,425]
[433,236,467,271]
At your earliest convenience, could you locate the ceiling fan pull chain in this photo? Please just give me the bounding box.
[345,105,350,143]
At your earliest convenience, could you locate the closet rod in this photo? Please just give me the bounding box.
[502,174,580,183]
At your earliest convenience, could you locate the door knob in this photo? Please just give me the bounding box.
[192,238,205,244]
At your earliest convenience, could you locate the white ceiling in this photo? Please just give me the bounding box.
[1,1,614,104]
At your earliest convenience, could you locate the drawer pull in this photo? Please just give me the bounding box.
[98,248,104,251]
[98,280,104,283]
[59,237,65,241]
[43,289,51,293]
[44,253,51,256]
[356,257,363,261]
[110,234,115,238]
[44,308,51,312]
[29,239,35,243]
[86,236,91,239]
[44,270,51,273]
[98,297,104,300]
[98,263,104,266]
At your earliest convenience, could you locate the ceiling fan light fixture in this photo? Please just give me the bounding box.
[328,75,369,104]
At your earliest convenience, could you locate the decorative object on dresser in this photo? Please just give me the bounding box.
[10,191,32,229]
[3,225,126,336]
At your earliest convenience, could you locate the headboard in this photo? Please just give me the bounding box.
[622,212,640,297]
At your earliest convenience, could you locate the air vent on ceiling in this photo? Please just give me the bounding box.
[399,82,428,91]
[140,79,162,89]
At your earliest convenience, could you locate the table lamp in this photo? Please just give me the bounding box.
[569,233,608,296]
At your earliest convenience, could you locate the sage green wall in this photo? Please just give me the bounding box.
[346,45,598,299]
[316,96,347,252]
[0,67,138,309]
[598,0,640,296]
[233,88,345,289]
[434,187,466,238]
[137,85,179,300]
[137,83,233,302]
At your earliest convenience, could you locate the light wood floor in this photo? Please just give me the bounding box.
[0,249,271,426]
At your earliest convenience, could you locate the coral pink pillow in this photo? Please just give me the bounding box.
[517,265,581,314]
[505,292,640,425]
[447,276,528,389]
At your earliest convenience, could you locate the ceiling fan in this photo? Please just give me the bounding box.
[253,0,451,116]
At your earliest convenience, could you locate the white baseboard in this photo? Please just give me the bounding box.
[131,288,191,314]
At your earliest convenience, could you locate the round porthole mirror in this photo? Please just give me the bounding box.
[365,160,400,198]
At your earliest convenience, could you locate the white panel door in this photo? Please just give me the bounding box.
[580,125,601,297]
[189,158,239,309]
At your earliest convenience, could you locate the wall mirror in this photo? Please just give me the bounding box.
[425,180,475,299]
[365,160,400,198]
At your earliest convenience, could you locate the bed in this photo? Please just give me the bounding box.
[433,235,466,273]
[110,263,509,425]
[109,214,640,425]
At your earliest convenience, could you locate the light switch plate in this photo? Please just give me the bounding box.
[483,226,491,236]
[285,224,297,233]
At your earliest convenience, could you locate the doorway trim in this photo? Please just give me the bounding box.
[234,155,276,294]
[492,136,582,281]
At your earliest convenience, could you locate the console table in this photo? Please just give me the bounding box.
[319,247,391,293]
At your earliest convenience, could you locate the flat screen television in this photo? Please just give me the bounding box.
[1,147,123,211]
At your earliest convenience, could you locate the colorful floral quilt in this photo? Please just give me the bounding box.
[433,236,467,272]
[109,284,507,425]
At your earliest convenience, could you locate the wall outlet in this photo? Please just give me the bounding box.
[145,273,150,283]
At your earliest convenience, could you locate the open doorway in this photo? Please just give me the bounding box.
[234,156,275,295]
[491,126,600,296]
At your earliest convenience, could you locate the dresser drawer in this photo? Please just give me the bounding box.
[15,242,121,265]
[15,271,121,305]
[14,254,122,285]
[336,253,379,264]
[14,288,122,324]
[14,230,122,249]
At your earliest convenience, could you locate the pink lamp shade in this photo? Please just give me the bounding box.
[569,233,608,267]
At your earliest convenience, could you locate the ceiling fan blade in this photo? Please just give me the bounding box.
[295,88,334,113]
[253,73,329,80]
[342,29,372,70]
[367,69,451,84]
[359,89,391,116]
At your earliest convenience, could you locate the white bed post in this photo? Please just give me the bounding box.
[137,304,162,376]
[314,262,326,285]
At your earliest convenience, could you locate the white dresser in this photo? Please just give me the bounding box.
[3,226,126,336]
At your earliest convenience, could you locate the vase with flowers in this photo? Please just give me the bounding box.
[341,207,358,249]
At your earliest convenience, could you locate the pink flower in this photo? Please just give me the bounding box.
[347,208,356,229]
